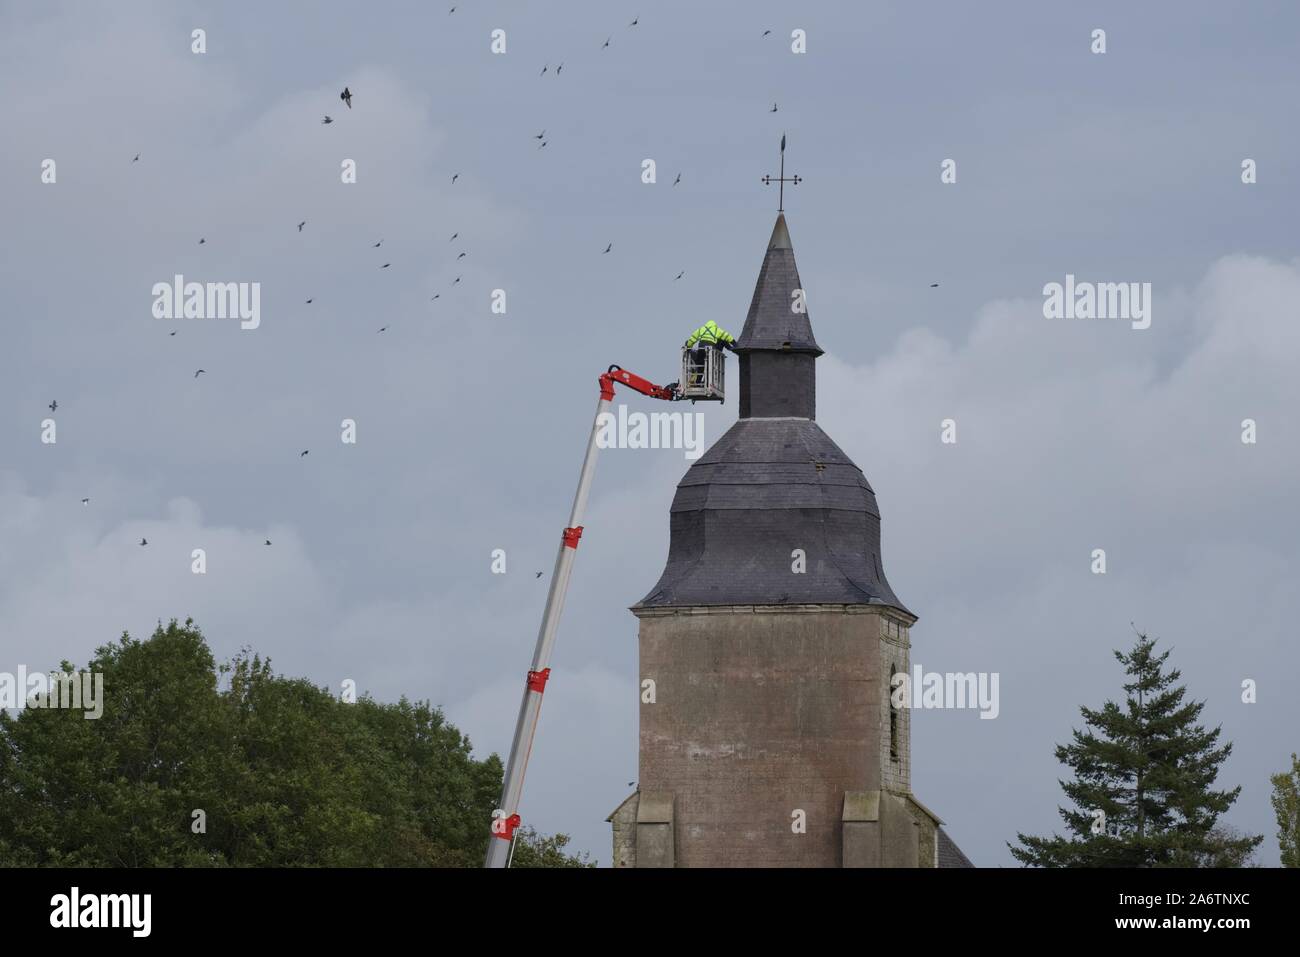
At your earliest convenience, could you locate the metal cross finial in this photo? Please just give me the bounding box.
[761,133,801,211]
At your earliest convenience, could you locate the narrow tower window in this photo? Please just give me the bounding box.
[889,664,900,762]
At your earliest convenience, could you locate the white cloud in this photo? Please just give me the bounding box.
[816,254,1300,865]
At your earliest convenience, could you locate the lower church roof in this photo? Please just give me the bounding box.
[937,829,976,868]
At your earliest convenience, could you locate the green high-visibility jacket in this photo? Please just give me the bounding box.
[684,320,737,347]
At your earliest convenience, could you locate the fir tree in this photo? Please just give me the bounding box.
[1010,633,1261,867]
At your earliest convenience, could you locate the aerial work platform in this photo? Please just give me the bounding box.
[678,345,726,403]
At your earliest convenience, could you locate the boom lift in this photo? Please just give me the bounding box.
[484,359,719,868]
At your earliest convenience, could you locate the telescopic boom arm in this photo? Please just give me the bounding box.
[484,366,679,868]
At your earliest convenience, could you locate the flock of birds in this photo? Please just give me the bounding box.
[114,18,695,399]
[51,13,945,557]
[130,80,478,363]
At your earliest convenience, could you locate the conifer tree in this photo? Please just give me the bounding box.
[1010,633,1261,867]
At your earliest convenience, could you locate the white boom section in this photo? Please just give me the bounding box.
[485,391,611,868]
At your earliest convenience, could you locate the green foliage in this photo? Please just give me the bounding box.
[1270,752,1300,867]
[1009,633,1262,867]
[1187,825,1260,868]
[508,826,594,868]
[0,619,585,868]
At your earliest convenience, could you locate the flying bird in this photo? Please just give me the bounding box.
[449,232,458,241]
[198,238,205,244]
[451,173,459,183]
[81,498,90,505]
[297,221,306,232]
[674,271,684,280]
[431,294,440,301]
[449,5,456,12]
[929,282,940,288]
[372,240,382,247]
[133,153,140,162]
[456,252,466,260]
[673,173,681,186]
[533,130,545,140]
[762,30,772,37]
[556,62,564,75]
[535,571,543,578]
[322,115,333,124]
[603,243,612,254]
[602,37,611,48]
[169,331,177,336]
[194,369,205,378]
[537,140,547,150]
[540,64,548,76]
[770,102,778,112]
[48,400,57,412]
[453,276,461,285]
[629,17,638,27]
[139,538,148,546]
[378,325,388,332]
[340,86,352,108]
[300,450,309,457]
[265,539,272,546]
[305,298,313,304]
[381,263,391,269]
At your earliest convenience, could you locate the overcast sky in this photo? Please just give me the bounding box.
[3,0,1298,866]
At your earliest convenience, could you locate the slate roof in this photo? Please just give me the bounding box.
[937,828,976,868]
[734,214,823,355]
[635,213,908,614]
[635,418,908,610]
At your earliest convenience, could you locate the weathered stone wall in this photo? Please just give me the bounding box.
[608,793,638,868]
[914,807,937,868]
[880,618,912,794]
[635,605,894,867]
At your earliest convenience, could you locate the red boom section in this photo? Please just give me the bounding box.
[600,365,679,402]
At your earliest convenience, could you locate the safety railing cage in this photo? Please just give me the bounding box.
[679,344,726,402]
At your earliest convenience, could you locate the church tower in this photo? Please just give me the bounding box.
[608,210,971,868]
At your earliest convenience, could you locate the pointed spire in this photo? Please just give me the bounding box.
[735,213,821,355]
[767,212,792,250]
[734,213,823,420]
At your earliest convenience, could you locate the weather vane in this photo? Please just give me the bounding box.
[761,134,801,212]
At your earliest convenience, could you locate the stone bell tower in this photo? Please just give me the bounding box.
[607,210,971,868]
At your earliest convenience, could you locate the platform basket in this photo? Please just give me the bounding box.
[679,345,726,402]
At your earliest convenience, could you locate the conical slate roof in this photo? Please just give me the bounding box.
[635,214,909,614]
[734,213,822,355]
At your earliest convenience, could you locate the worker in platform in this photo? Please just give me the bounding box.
[682,320,736,393]
[684,320,737,351]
